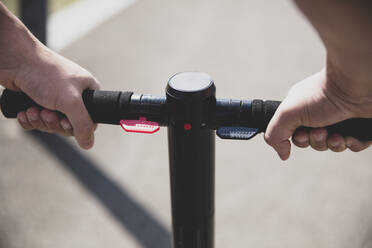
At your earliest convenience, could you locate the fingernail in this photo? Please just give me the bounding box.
[296,135,307,144]
[61,121,72,131]
[330,141,340,148]
[29,112,38,121]
[43,114,53,123]
[345,140,352,148]
[314,134,324,142]
[19,114,27,123]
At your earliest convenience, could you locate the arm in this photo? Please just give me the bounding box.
[265,0,372,160]
[0,2,99,149]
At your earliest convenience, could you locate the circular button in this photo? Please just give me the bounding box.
[168,72,213,92]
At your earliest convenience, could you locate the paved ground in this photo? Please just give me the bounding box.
[1,0,372,247]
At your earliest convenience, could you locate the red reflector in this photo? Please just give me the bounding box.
[120,117,160,134]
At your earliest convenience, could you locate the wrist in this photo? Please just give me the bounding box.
[324,59,372,118]
[0,2,42,89]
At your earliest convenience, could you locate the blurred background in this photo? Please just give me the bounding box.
[2,0,77,15]
[1,0,372,247]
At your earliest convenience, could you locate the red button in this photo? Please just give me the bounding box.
[184,123,192,130]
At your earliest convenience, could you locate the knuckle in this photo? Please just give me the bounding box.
[277,109,296,124]
[77,73,95,83]
[69,94,82,106]
[70,73,100,92]
[265,126,287,148]
[264,132,276,146]
[55,91,82,112]
[74,72,99,88]
[272,112,292,132]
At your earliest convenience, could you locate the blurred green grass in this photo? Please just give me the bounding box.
[2,0,18,15]
[50,0,78,13]
[2,0,78,16]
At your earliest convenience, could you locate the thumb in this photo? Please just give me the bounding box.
[264,105,301,160]
[65,96,95,149]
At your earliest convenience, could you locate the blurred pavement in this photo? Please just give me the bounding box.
[1,0,372,247]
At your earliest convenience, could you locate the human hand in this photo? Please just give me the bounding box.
[11,46,100,149]
[265,68,372,160]
[0,44,99,149]
[21,50,99,149]
[0,2,99,149]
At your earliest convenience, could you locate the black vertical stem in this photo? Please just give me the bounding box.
[20,0,48,44]
[166,72,216,248]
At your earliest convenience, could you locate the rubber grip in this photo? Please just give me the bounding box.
[0,89,133,125]
[252,99,372,141]
[0,90,44,118]
[82,90,133,124]
[251,100,281,132]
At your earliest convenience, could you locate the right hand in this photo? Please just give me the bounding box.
[264,67,372,160]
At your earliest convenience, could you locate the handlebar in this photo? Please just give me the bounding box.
[1,89,372,141]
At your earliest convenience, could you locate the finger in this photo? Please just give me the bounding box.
[345,137,372,152]
[60,118,73,136]
[40,109,67,135]
[25,107,49,132]
[64,97,95,149]
[17,112,34,131]
[327,134,346,152]
[309,128,328,151]
[292,129,310,148]
[265,108,301,161]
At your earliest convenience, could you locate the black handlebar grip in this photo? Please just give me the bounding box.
[0,89,133,125]
[82,90,133,124]
[0,90,44,118]
[252,99,372,141]
[251,100,281,132]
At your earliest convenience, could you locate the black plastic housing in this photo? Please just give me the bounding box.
[166,72,216,248]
